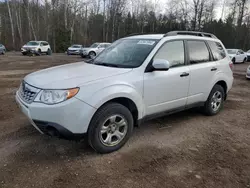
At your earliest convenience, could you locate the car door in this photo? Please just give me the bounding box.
[96,44,105,54]
[235,50,242,62]
[39,42,45,52]
[239,50,246,62]
[186,40,218,105]
[144,40,190,115]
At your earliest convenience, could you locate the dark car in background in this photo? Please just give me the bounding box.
[0,44,6,55]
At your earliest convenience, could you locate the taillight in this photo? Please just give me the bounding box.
[229,62,234,71]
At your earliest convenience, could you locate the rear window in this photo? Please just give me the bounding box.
[187,40,210,64]
[208,41,226,60]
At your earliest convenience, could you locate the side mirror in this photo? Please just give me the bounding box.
[237,52,240,55]
[152,59,170,71]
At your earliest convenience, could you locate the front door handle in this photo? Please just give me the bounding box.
[211,67,217,71]
[180,72,189,77]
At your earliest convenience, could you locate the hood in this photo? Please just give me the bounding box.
[82,47,93,51]
[228,54,235,58]
[68,47,81,51]
[22,45,39,48]
[24,62,132,89]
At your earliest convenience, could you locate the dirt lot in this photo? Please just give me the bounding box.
[0,52,250,188]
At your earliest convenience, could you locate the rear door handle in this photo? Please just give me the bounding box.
[211,67,217,71]
[180,72,189,77]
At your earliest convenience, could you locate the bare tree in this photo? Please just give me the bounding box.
[6,0,15,49]
[23,0,37,40]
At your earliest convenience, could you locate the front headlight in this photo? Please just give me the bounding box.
[37,88,79,104]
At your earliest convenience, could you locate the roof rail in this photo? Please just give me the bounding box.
[164,31,217,39]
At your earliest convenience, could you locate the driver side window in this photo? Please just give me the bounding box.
[154,40,185,68]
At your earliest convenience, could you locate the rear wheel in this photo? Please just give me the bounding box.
[203,85,225,116]
[2,50,5,55]
[88,103,134,154]
[46,48,52,55]
[243,58,246,63]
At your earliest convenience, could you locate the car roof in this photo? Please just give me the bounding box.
[126,34,164,40]
[29,41,48,43]
[125,33,221,42]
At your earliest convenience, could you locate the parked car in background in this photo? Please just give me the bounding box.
[67,44,83,55]
[246,65,250,79]
[0,44,6,55]
[80,42,111,58]
[21,41,51,56]
[246,50,250,61]
[227,49,247,63]
[16,31,233,153]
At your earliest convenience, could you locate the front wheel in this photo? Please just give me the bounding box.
[88,103,134,154]
[203,85,225,116]
[232,58,236,64]
[88,51,96,59]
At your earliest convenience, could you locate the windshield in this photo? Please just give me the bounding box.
[227,49,237,54]
[90,43,100,48]
[26,41,39,46]
[92,39,158,68]
[71,45,81,48]
[247,50,250,53]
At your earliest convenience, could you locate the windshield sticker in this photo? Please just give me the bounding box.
[137,40,155,45]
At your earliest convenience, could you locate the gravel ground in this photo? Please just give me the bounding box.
[0,52,250,188]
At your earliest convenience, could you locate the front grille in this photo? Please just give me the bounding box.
[19,82,40,104]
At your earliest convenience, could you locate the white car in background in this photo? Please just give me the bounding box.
[227,49,247,64]
[21,41,51,55]
[246,66,250,79]
[80,42,111,58]
[67,44,83,55]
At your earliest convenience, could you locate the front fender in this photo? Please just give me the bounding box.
[76,84,145,119]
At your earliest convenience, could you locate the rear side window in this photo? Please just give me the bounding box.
[208,41,226,60]
[154,40,185,68]
[187,40,210,64]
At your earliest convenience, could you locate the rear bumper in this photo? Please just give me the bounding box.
[15,92,97,138]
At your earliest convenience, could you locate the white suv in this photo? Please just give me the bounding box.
[16,31,234,153]
[21,41,51,55]
[80,42,111,58]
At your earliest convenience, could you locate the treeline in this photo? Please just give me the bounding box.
[1,0,250,52]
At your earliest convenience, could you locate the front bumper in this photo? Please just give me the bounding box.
[15,92,96,137]
[21,48,39,55]
[67,50,80,55]
[246,71,250,78]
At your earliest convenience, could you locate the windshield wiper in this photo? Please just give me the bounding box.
[95,62,119,68]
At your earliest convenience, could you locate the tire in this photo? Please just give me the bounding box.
[46,49,52,55]
[232,58,236,64]
[88,51,96,59]
[38,49,42,56]
[243,58,246,63]
[203,85,225,116]
[22,52,27,56]
[2,50,5,55]
[88,102,134,154]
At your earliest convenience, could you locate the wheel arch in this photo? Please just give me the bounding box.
[97,97,139,126]
[214,80,228,100]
